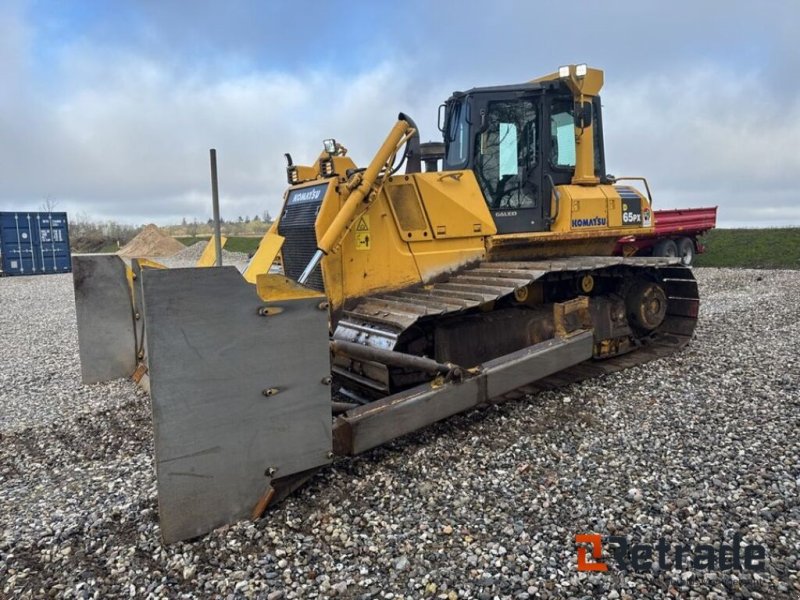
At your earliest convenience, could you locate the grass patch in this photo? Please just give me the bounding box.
[176,236,201,247]
[695,228,800,269]
[175,236,261,255]
[223,237,261,254]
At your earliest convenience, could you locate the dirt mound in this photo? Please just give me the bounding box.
[117,224,185,258]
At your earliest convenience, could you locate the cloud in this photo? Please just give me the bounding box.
[0,1,797,227]
[603,65,800,226]
[1,45,454,223]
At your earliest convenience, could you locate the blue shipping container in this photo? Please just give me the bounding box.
[0,211,72,276]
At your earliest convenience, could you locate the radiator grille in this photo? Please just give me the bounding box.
[389,183,427,232]
[278,194,324,292]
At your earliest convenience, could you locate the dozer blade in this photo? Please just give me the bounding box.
[73,255,137,384]
[139,266,332,543]
[195,236,228,267]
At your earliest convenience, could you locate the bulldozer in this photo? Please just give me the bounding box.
[72,65,699,543]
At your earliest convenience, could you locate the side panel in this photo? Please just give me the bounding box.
[320,183,422,312]
[322,170,497,307]
[413,171,497,238]
[141,266,332,543]
[562,185,610,231]
[72,255,137,383]
[543,184,655,237]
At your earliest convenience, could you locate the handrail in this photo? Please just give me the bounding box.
[545,174,560,228]
[612,176,653,206]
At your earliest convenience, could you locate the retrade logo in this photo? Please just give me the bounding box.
[576,534,766,573]
[576,534,608,571]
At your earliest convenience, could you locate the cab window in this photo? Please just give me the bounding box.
[550,100,575,168]
[474,99,537,209]
[445,101,469,169]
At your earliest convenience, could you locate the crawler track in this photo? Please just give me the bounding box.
[332,256,699,402]
[277,257,698,500]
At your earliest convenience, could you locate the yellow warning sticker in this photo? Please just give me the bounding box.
[355,232,370,250]
[355,215,370,250]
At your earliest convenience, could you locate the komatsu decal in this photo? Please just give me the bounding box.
[572,216,607,228]
[287,184,327,204]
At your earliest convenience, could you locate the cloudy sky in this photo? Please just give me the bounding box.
[1,1,797,227]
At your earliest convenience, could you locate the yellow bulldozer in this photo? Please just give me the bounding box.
[72,65,698,543]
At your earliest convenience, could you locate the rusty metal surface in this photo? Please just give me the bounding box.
[332,340,456,375]
[333,331,594,455]
[518,264,699,393]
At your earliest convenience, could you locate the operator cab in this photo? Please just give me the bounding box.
[441,80,605,234]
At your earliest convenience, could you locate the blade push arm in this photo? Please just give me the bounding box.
[298,116,414,284]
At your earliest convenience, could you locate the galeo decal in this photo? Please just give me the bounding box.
[287,184,327,204]
[572,216,607,228]
[494,211,518,217]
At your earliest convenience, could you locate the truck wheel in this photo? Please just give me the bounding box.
[677,237,695,266]
[653,239,678,259]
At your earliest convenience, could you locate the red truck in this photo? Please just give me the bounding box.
[615,206,718,266]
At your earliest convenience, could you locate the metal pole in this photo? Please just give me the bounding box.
[209,149,223,267]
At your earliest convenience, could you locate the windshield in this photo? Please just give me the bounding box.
[550,99,576,168]
[474,99,537,209]
[444,100,469,169]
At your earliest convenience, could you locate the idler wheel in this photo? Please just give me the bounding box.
[626,280,667,331]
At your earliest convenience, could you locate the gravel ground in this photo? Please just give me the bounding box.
[167,241,250,267]
[1,268,798,599]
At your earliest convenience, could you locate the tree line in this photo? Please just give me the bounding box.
[39,198,274,252]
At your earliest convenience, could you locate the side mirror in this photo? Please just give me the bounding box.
[577,101,593,129]
[437,104,446,132]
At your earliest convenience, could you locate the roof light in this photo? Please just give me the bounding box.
[323,139,337,155]
[558,65,570,79]
[575,63,588,78]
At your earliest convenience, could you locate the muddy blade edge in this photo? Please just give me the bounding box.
[72,255,137,384]
[140,266,332,543]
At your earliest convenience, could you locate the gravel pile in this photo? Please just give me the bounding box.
[117,224,186,258]
[166,240,250,268]
[1,268,798,598]
[0,274,143,431]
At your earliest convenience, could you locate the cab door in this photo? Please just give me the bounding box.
[472,94,546,233]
